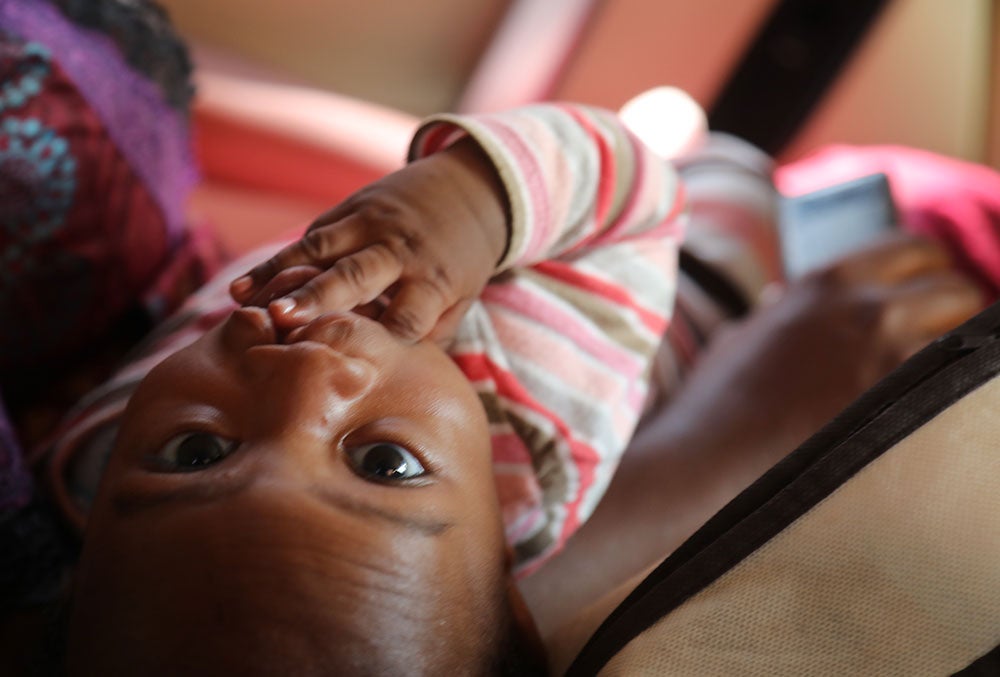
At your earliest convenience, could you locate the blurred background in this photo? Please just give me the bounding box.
[156,0,998,251]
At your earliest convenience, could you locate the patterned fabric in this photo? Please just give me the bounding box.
[0,39,47,112]
[0,116,77,275]
[0,0,197,241]
[0,31,162,382]
[0,0,222,614]
[0,14,222,390]
[43,103,688,574]
[47,0,195,112]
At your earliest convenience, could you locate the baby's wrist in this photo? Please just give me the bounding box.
[442,136,511,267]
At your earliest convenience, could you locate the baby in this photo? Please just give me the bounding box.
[59,103,687,674]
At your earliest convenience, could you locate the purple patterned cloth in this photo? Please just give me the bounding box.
[0,0,198,243]
[0,392,32,512]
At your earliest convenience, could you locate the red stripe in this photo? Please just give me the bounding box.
[483,283,646,376]
[590,132,687,251]
[667,179,687,225]
[557,104,615,227]
[454,352,601,544]
[480,118,550,260]
[582,129,648,251]
[417,123,456,155]
[533,260,668,334]
[666,298,701,366]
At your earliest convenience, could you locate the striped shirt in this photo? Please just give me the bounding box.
[42,103,687,574]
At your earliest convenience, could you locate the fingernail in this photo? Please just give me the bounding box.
[231,276,253,297]
[271,297,297,314]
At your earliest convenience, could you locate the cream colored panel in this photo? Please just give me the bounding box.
[603,374,1000,676]
[783,0,992,164]
[159,0,509,116]
[989,0,999,168]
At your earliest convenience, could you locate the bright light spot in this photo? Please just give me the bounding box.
[619,86,707,160]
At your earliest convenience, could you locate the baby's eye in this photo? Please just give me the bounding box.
[153,432,238,472]
[345,443,426,482]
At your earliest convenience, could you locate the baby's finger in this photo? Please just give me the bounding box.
[829,233,951,286]
[379,280,450,342]
[244,266,322,307]
[230,221,367,302]
[884,271,984,343]
[427,298,474,349]
[268,244,403,328]
[306,199,359,231]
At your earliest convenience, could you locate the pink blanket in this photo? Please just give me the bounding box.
[777,145,1000,299]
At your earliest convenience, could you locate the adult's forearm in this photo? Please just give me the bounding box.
[518,360,805,641]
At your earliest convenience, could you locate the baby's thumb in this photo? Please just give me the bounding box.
[380,283,447,343]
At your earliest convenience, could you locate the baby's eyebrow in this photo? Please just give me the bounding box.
[112,478,453,537]
[311,485,454,537]
[112,473,252,517]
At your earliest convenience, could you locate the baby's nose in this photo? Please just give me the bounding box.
[245,341,376,438]
[242,341,377,419]
[222,306,277,350]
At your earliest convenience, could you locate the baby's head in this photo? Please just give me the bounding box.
[66,308,544,674]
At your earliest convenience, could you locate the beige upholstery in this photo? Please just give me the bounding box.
[601,374,1000,676]
[990,3,1000,169]
[159,0,509,116]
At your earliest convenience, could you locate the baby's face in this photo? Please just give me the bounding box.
[70,307,510,672]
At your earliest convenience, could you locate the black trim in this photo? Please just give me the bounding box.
[567,300,1000,676]
[678,248,751,319]
[954,643,1000,676]
[708,0,891,155]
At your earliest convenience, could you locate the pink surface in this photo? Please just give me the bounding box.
[777,145,1000,298]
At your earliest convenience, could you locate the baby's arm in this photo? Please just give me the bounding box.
[414,104,685,270]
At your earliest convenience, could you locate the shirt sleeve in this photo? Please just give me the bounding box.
[410,103,685,271]
[411,103,690,574]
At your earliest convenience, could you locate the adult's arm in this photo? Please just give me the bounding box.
[520,233,982,669]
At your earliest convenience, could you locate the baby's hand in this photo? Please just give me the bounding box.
[230,137,509,343]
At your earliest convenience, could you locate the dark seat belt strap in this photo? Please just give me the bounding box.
[708,0,892,156]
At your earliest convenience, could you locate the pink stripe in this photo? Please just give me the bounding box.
[491,313,631,403]
[593,132,685,247]
[557,104,616,227]
[534,260,669,335]
[416,124,456,155]
[668,298,702,364]
[491,431,535,464]
[452,353,604,537]
[625,381,648,413]
[482,283,645,376]
[599,131,650,242]
[480,117,551,262]
[611,404,636,441]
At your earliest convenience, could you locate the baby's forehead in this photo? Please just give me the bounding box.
[100,486,481,625]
